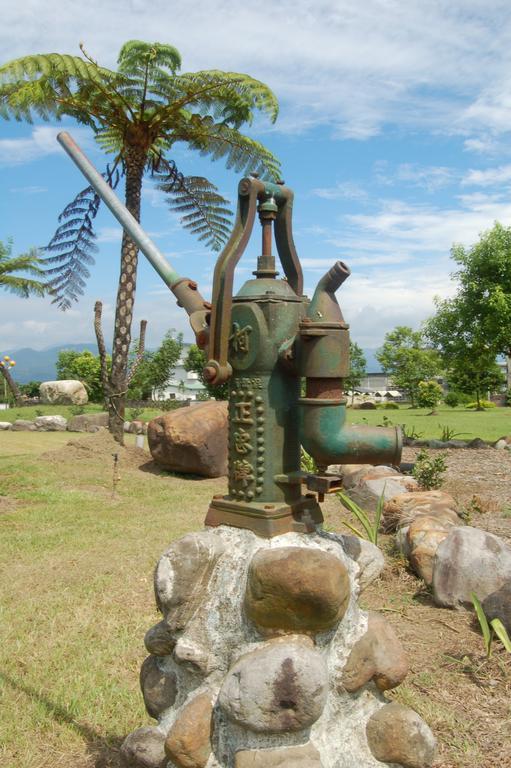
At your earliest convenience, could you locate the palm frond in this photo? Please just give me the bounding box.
[0,53,116,122]
[177,115,280,180]
[165,70,279,125]
[117,41,181,75]
[41,164,120,309]
[154,157,232,251]
[0,243,47,297]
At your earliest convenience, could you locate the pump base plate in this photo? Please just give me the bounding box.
[205,495,323,538]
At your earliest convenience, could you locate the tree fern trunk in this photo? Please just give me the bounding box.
[108,147,145,444]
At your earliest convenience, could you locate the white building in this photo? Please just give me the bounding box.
[156,343,208,402]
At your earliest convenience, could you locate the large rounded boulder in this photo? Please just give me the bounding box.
[39,380,88,405]
[148,401,227,477]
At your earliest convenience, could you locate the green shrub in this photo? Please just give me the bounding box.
[444,391,460,408]
[412,449,447,490]
[382,401,399,409]
[466,400,496,409]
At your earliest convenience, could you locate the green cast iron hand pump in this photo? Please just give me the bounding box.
[60,133,401,537]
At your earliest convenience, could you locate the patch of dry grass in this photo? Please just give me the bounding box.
[0,431,223,768]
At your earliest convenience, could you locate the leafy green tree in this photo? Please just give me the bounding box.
[0,41,279,442]
[0,239,46,297]
[376,326,440,407]
[128,331,182,400]
[56,349,108,402]
[18,380,42,397]
[449,222,511,387]
[425,296,505,410]
[417,380,443,412]
[446,358,505,410]
[184,344,228,400]
[345,342,367,404]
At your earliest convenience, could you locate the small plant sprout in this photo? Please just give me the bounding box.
[337,489,385,545]
[471,592,511,658]
[438,424,469,442]
[412,449,447,490]
[401,424,424,440]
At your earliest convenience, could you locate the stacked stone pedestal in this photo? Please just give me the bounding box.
[121,527,435,768]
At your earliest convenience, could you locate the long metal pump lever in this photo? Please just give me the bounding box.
[56,132,211,345]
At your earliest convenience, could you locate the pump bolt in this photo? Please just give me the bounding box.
[203,366,216,382]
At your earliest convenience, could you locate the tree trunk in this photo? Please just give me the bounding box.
[0,364,22,406]
[108,148,146,444]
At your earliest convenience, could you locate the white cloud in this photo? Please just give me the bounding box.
[311,182,367,200]
[462,164,511,187]
[1,2,511,141]
[0,126,90,167]
[96,226,122,243]
[9,185,48,194]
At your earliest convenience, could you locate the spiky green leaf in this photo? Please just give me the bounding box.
[154,158,232,251]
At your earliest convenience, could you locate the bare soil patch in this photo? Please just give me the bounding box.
[403,446,511,542]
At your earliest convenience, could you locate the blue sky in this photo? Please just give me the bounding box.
[3,0,511,355]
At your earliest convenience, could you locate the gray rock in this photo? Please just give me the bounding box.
[120,726,167,768]
[11,419,36,431]
[341,611,408,692]
[0,421,11,430]
[468,437,488,449]
[234,742,321,767]
[445,439,468,448]
[433,527,511,608]
[340,535,385,591]
[34,415,67,431]
[407,516,453,585]
[154,530,226,631]
[366,702,436,768]
[482,582,511,635]
[140,656,177,719]
[348,470,418,513]
[128,419,146,434]
[67,412,109,432]
[218,635,328,733]
[39,379,88,405]
[144,620,176,656]
[427,439,448,449]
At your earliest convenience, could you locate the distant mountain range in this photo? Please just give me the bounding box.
[4,342,383,383]
[4,343,100,383]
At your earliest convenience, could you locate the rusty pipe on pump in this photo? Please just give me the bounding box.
[298,261,402,468]
[56,131,211,346]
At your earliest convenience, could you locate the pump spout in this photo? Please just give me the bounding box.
[307,261,350,324]
[298,258,402,469]
[300,400,402,467]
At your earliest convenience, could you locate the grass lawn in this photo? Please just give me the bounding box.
[0,403,164,423]
[1,430,510,767]
[2,403,511,441]
[348,405,511,442]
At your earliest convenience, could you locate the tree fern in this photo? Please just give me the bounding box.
[43,165,120,309]
[181,116,281,179]
[154,158,232,251]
